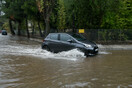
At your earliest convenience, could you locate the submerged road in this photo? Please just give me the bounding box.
[0,34,132,88]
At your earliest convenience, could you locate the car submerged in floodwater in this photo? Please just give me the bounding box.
[42,33,98,57]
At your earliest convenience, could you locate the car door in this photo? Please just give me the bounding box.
[59,34,75,51]
[48,34,61,52]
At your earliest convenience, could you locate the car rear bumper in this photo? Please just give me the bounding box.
[2,32,7,35]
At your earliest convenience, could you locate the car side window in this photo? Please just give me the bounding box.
[50,34,58,40]
[60,34,71,42]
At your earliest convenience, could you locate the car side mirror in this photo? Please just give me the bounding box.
[67,39,73,43]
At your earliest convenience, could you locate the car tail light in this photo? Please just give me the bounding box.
[43,40,45,42]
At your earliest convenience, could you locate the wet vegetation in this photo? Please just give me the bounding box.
[0,0,132,41]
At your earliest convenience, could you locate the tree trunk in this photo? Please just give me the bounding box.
[45,15,50,37]
[72,15,75,33]
[38,21,42,37]
[26,17,30,38]
[31,22,35,36]
[9,19,15,35]
[18,21,21,36]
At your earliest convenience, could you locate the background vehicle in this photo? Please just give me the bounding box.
[1,30,7,35]
[42,33,98,57]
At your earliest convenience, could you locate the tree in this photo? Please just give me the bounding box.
[57,0,66,32]
[64,0,110,29]
[2,0,25,36]
[37,0,57,36]
[22,0,42,37]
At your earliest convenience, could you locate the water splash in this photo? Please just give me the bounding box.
[0,42,111,60]
[24,48,86,61]
[98,44,112,55]
[98,51,112,55]
[0,44,85,60]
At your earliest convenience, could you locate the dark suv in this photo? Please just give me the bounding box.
[42,33,98,57]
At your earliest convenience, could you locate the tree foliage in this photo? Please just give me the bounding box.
[57,0,66,31]
[1,0,132,40]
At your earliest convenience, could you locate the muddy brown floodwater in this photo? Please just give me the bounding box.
[0,34,132,88]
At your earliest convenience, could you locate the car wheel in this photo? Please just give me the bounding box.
[84,52,90,57]
[43,46,50,51]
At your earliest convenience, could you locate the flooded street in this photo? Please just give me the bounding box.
[0,34,132,88]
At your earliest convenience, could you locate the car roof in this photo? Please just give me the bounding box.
[49,32,77,35]
[49,33,67,34]
[2,30,6,32]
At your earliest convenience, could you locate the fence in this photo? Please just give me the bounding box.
[81,29,132,42]
[20,29,132,43]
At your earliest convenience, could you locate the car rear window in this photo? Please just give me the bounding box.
[2,30,6,32]
[50,34,58,40]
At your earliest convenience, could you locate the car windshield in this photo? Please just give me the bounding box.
[70,34,86,41]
